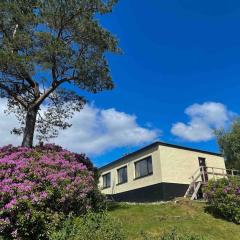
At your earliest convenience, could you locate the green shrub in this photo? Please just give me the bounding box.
[203,177,240,224]
[141,229,207,240]
[50,211,125,240]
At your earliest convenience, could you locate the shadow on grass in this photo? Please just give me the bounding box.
[204,205,222,219]
[106,201,130,211]
[204,205,239,225]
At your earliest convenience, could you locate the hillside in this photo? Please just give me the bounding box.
[108,199,240,240]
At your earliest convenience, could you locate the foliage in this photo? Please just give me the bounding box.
[50,211,125,240]
[0,0,119,146]
[204,177,240,224]
[109,201,240,240]
[0,144,104,239]
[215,119,240,170]
[141,229,207,240]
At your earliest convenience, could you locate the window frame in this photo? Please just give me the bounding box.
[117,165,128,185]
[102,172,111,189]
[134,156,153,180]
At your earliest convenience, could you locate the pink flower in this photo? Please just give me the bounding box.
[4,199,17,209]
[0,144,97,235]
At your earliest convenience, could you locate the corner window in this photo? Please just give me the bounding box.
[135,156,153,179]
[102,173,111,189]
[117,166,128,184]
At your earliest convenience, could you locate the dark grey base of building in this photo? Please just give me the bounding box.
[107,182,189,202]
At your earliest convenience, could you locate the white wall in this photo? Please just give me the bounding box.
[159,145,226,184]
[99,143,226,194]
[99,145,161,195]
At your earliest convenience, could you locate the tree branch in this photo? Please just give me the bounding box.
[0,82,27,109]
[12,24,19,39]
[33,76,78,108]
[33,81,62,107]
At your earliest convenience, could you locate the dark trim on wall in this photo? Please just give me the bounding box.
[106,182,189,202]
[133,172,153,180]
[99,142,158,171]
[116,181,128,186]
[158,142,222,157]
[99,141,222,171]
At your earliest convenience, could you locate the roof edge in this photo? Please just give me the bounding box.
[98,141,222,171]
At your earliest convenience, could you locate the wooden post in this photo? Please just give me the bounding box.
[202,166,206,183]
[192,176,196,191]
[212,167,215,180]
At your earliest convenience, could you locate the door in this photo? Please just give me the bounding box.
[198,157,208,182]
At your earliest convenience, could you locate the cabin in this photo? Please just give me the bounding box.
[98,141,227,202]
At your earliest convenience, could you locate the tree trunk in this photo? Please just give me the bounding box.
[21,107,38,148]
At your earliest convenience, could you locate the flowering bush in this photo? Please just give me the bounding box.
[203,177,240,224]
[0,144,104,239]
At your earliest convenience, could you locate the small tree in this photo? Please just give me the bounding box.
[215,119,240,171]
[0,0,119,147]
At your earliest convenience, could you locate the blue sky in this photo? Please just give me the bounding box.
[88,0,240,165]
[1,0,240,167]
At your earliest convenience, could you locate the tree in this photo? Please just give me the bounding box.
[215,119,240,171]
[0,0,119,147]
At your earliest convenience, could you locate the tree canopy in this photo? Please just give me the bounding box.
[0,0,119,147]
[216,119,240,171]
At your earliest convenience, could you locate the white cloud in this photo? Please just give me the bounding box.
[0,99,22,146]
[0,99,159,155]
[54,104,159,155]
[171,102,235,142]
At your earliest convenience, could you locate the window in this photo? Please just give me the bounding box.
[117,166,128,184]
[135,156,153,179]
[102,173,111,189]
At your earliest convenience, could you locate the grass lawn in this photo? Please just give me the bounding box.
[108,199,240,240]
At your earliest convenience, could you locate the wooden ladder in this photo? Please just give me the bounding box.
[184,181,202,200]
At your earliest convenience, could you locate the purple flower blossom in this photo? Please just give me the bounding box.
[4,199,17,209]
[0,144,97,236]
[204,177,240,224]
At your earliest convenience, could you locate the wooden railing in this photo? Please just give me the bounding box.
[185,166,240,200]
[189,166,240,184]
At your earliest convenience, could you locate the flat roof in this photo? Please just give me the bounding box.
[99,141,222,171]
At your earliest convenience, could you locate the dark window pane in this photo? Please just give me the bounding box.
[140,160,148,176]
[135,162,141,178]
[103,173,111,188]
[148,159,153,173]
[135,156,153,178]
[118,166,128,184]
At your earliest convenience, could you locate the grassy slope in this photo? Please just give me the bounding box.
[108,200,240,240]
